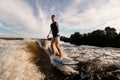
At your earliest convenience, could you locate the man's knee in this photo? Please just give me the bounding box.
[55,43,59,48]
[51,42,54,47]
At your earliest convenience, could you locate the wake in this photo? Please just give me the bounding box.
[0,39,45,80]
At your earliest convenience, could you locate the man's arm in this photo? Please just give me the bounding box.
[47,30,51,38]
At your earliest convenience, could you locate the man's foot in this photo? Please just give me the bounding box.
[59,56,63,60]
[51,54,56,57]
[56,53,60,57]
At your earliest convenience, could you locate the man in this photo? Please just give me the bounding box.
[47,15,63,60]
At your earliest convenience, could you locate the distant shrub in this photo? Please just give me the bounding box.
[61,27,120,48]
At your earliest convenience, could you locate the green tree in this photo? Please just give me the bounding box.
[60,36,69,42]
[66,26,120,47]
[105,27,117,38]
[113,33,120,47]
[104,27,117,46]
[91,30,106,46]
[69,32,83,45]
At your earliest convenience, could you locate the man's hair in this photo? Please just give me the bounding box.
[51,15,55,17]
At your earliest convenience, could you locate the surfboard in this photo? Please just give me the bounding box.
[52,56,78,65]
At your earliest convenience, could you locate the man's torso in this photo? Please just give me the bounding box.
[50,22,59,37]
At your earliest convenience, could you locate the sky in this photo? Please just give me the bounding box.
[0,0,120,38]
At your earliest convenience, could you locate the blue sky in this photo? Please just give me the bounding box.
[0,0,120,38]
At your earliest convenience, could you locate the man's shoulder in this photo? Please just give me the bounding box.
[55,22,59,26]
[51,22,59,26]
[55,21,58,24]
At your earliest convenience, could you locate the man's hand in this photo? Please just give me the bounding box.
[47,30,51,39]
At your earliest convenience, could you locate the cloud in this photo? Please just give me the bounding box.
[0,0,50,38]
[60,0,120,33]
[0,0,38,29]
[0,23,3,26]
[0,0,120,38]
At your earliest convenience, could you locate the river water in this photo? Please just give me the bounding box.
[61,42,120,80]
[0,39,120,80]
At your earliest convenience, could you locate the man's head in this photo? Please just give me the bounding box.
[51,15,55,22]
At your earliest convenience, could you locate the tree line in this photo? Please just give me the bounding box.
[60,27,120,48]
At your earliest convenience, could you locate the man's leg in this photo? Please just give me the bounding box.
[51,41,56,57]
[55,37,63,60]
